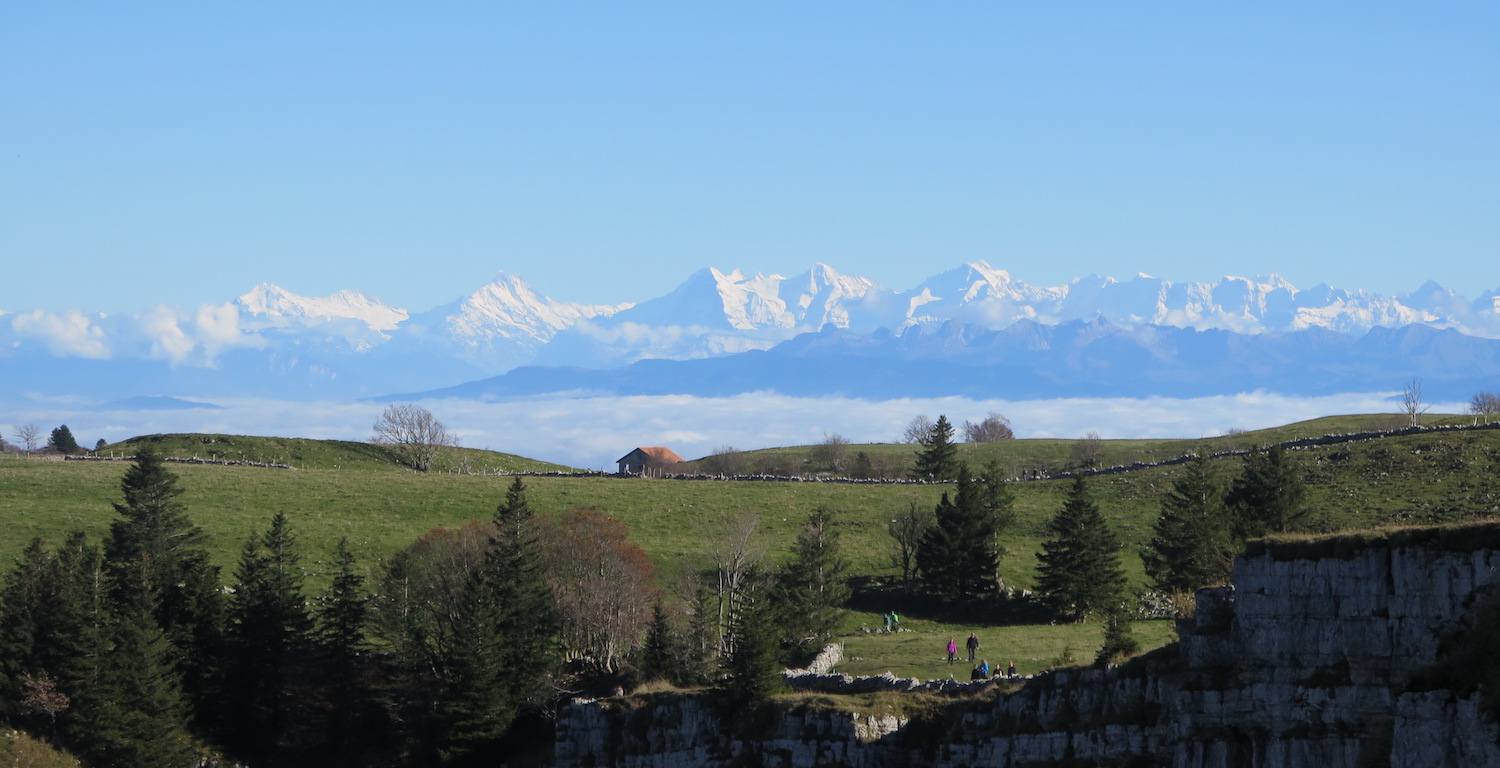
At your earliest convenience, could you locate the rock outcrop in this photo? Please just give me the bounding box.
[556,524,1500,767]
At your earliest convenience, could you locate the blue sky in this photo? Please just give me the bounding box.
[4,2,1497,313]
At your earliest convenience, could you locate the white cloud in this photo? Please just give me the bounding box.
[9,309,112,359]
[193,302,264,360]
[1,390,1466,472]
[139,305,197,363]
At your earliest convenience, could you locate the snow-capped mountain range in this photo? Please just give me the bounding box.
[3,262,1499,403]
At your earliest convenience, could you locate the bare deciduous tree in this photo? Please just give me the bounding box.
[1469,391,1500,424]
[539,508,658,674]
[887,501,933,583]
[13,423,42,454]
[902,415,934,445]
[1400,378,1428,428]
[962,412,1015,443]
[1072,430,1104,469]
[707,511,763,656]
[371,404,456,472]
[811,432,851,473]
[703,445,745,476]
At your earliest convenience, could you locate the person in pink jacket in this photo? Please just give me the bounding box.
[946,637,958,665]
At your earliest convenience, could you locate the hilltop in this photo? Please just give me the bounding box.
[3,415,1495,594]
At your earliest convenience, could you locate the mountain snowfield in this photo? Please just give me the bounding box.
[3,261,1499,404]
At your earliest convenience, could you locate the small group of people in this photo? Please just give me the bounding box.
[948,633,1018,680]
[881,610,902,633]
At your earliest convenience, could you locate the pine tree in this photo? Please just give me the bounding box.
[639,602,679,684]
[103,447,224,706]
[1035,476,1128,622]
[1142,453,1236,594]
[223,512,312,760]
[68,556,197,768]
[773,507,850,657]
[438,476,560,761]
[724,575,782,704]
[913,415,959,480]
[316,537,370,767]
[917,464,1003,599]
[48,425,80,454]
[1095,605,1140,666]
[0,533,107,740]
[1227,445,1312,539]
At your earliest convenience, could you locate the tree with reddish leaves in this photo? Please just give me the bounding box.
[538,508,659,675]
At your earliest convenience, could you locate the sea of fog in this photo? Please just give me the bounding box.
[3,390,1464,471]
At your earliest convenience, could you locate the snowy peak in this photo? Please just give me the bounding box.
[443,272,625,344]
[236,283,408,331]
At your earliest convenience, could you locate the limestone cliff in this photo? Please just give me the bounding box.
[556,524,1500,767]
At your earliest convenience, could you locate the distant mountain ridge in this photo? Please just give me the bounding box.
[3,263,1498,403]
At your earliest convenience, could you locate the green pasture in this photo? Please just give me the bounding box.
[2,416,1496,621]
[831,615,1179,680]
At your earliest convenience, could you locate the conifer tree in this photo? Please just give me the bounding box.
[639,602,679,684]
[773,507,850,657]
[68,556,197,768]
[918,464,1003,599]
[316,537,370,767]
[724,574,782,703]
[0,533,107,741]
[438,476,560,760]
[1095,605,1141,666]
[913,415,959,480]
[103,447,224,705]
[1142,453,1236,594]
[1227,445,1312,539]
[1035,476,1128,622]
[48,425,80,454]
[223,512,312,760]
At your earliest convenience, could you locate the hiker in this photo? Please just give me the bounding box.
[970,664,983,681]
[978,659,991,679]
[1008,660,1017,678]
[946,637,958,665]
[891,611,900,631]
[966,632,979,663]
[882,612,892,633]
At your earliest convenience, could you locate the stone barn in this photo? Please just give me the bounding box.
[616,446,684,476]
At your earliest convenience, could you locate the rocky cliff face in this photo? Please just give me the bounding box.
[556,525,1500,767]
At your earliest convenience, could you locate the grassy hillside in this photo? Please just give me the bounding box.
[100,432,578,474]
[4,418,1496,601]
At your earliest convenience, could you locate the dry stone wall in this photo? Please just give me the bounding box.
[557,527,1500,767]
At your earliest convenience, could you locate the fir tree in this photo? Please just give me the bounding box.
[638,602,679,684]
[1035,476,1128,622]
[0,533,107,741]
[48,425,80,454]
[438,476,560,761]
[723,574,782,704]
[68,556,197,768]
[917,464,1003,599]
[773,507,850,658]
[1227,445,1312,539]
[316,537,371,767]
[1095,605,1140,666]
[1142,453,1236,594]
[103,447,224,706]
[913,415,959,480]
[223,513,312,760]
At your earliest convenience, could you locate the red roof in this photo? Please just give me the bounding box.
[617,446,684,464]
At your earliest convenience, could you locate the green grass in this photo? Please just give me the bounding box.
[832,618,1179,680]
[828,612,1176,678]
[4,415,1497,684]
[6,417,1497,594]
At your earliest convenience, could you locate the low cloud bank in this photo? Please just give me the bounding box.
[0,391,1456,471]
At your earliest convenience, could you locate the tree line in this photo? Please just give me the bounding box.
[0,448,851,767]
[890,413,1318,664]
